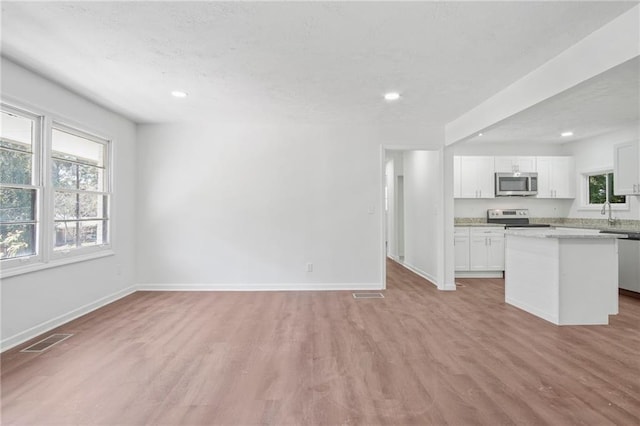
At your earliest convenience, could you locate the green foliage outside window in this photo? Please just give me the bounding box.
[588,172,626,205]
[0,132,36,259]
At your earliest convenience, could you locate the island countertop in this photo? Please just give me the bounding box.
[505,228,625,239]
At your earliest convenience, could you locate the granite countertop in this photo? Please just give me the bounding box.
[505,228,624,239]
[455,217,640,233]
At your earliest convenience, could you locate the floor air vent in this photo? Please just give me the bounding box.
[352,293,384,299]
[20,334,73,353]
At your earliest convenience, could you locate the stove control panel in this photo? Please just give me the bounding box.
[487,209,530,219]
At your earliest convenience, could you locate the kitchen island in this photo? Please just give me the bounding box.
[504,228,621,325]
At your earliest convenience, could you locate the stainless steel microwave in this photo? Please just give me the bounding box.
[495,172,538,196]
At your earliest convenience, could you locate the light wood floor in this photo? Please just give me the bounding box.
[2,259,639,425]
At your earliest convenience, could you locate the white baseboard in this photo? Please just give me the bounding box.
[399,262,438,288]
[442,282,457,291]
[1,286,136,352]
[455,271,504,278]
[136,282,384,292]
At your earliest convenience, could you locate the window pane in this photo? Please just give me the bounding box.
[0,148,32,185]
[52,160,78,189]
[608,173,626,204]
[54,192,77,220]
[78,164,103,191]
[52,128,104,167]
[1,110,33,147]
[54,222,77,250]
[0,188,36,222]
[0,223,36,259]
[54,220,106,250]
[52,160,104,190]
[79,220,107,247]
[79,193,107,219]
[55,192,107,220]
[588,174,606,204]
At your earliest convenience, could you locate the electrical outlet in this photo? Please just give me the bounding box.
[306,263,313,272]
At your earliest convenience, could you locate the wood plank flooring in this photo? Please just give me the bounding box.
[2,258,639,425]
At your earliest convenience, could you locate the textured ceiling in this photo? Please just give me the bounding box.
[468,56,640,145]
[1,1,636,126]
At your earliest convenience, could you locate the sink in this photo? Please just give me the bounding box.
[599,230,640,240]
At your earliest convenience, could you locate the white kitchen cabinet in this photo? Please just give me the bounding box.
[494,156,536,173]
[619,239,640,293]
[486,235,505,270]
[454,227,470,271]
[469,228,505,271]
[536,156,575,198]
[454,156,495,198]
[613,141,640,196]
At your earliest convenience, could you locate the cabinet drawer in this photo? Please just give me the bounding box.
[470,227,504,237]
[454,227,470,237]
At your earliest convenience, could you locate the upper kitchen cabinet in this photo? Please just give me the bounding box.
[613,140,640,196]
[494,156,536,173]
[454,156,495,198]
[536,156,575,198]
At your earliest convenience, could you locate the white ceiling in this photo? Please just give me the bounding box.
[466,56,640,145]
[1,1,637,127]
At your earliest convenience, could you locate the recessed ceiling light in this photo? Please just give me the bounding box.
[384,92,401,101]
[171,90,188,98]
[561,131,574,137]
[478,132,484,137]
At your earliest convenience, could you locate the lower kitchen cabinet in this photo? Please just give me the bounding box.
[454,227,470,271]
[455,226,505,277]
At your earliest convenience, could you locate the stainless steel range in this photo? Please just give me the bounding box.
[486,209,551,228]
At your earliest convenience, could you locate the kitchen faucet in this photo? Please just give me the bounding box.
[600,201,617,225]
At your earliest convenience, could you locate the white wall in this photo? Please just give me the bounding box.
[401,150,441,284]
[1,58,137,350]
[136,123,402,289]
[564,125,640,220]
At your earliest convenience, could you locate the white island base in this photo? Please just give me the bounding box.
[505,231,619,325]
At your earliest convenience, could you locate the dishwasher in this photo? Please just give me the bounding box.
[619,236,640,293]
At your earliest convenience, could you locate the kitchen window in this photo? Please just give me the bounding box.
[586,171,627,206]
[0,102,112,277]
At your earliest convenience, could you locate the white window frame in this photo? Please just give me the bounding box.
[49,121,112,260]
[0,104,44,270]
[579,167,629,212]
[0,102,114,278]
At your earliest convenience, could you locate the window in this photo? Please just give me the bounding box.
[0,107,40,263]
[52,125,110,253]
[0,103,112,276]
[587,171,626,206]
